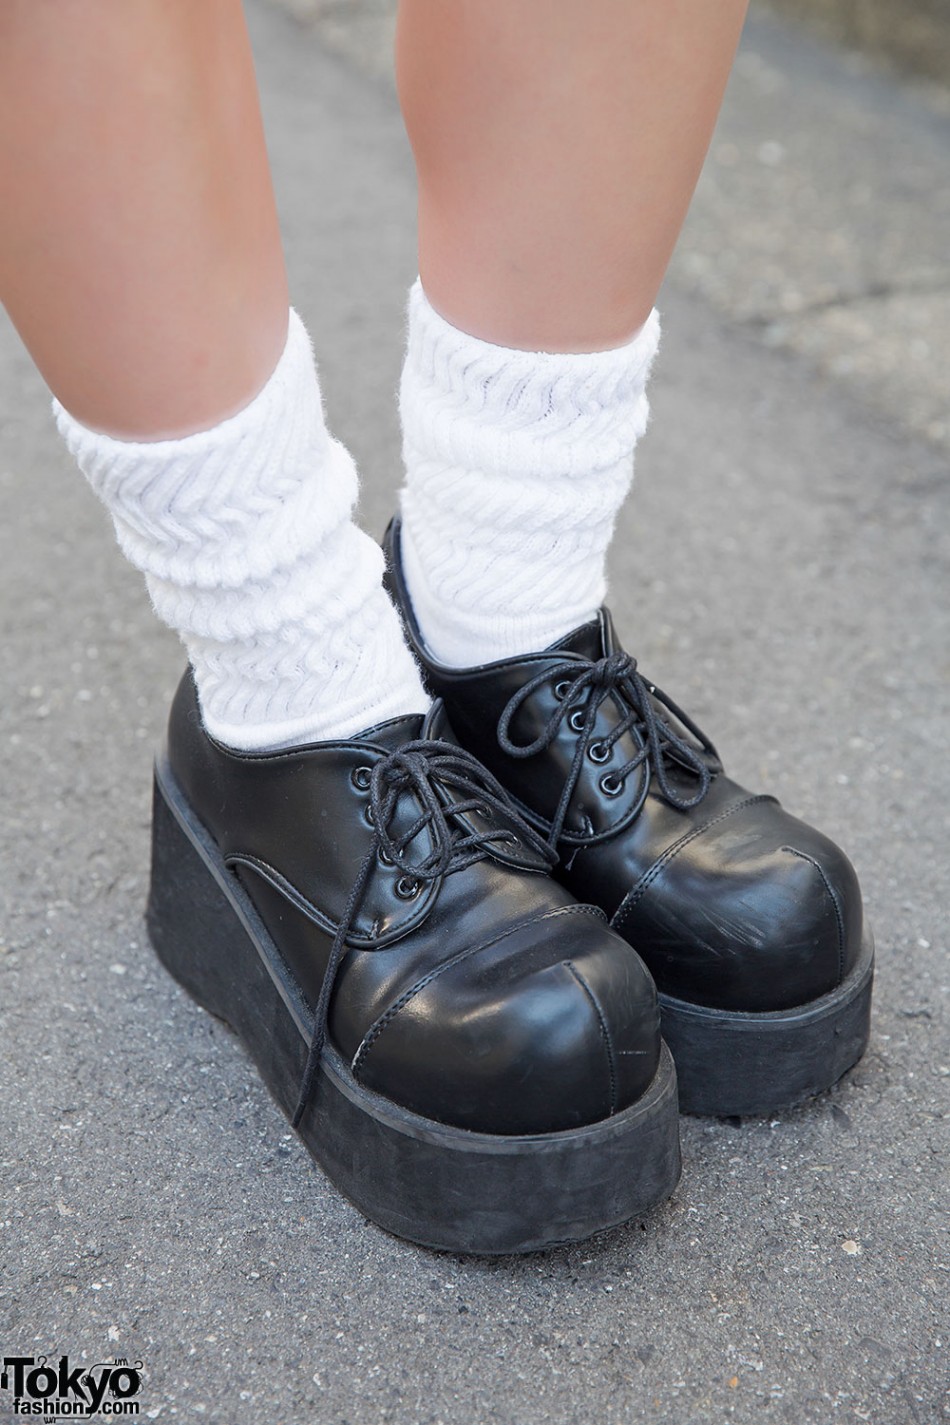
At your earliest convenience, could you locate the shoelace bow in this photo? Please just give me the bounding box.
[496,649,717,854]
[292,737,555,1126]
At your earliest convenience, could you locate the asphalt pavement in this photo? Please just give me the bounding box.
[1,3,948,1422]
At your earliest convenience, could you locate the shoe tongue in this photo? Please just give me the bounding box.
[353,712,426,750]
[422,700,457,743]
[355,704,464,750]
[549,614,609,662]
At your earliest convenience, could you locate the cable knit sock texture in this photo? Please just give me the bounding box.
[399,280,661,668]
[55,310,428,750]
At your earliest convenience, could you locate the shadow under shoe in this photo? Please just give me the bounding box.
[146,670,680,1253]
[383,516,874,1118]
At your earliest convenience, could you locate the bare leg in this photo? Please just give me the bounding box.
[0,0,288,437]
[0,0,425,746]
[396,0,748,351]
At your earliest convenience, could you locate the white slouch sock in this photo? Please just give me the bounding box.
[55,309,428,750]
[398,280,661,668]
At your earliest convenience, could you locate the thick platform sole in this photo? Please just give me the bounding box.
[658,932,874,1117]
[146,755,682,1254]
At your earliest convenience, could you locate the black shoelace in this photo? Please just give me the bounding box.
[292,738,556,1127]
[496,650,717,855]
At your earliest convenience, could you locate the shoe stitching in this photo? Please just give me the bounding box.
[564,961,618,1116]
[350,903,607,1080]
[227,852,433,946]
[611,794,775,935]
[781,845,846,984]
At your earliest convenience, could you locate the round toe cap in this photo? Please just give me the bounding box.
[349,906,660,1134]
[624,805,865,1013]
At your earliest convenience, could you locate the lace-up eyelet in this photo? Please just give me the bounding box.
[364,804,376,828]
[350,765,372,792]
[588,742,611,764]
[503,832,521,848]
[377,848,394,868]
[395,875,420,900]
[600,772,625,797]
[554,679,572,701]
[472,802,490,820]
[568,709,587,734]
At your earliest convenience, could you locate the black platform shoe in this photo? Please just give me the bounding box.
[146,670,680,1253]
[384,518,873,1118]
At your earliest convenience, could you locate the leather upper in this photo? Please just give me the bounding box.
[166,672,660,1134]
[384,518,865,1015]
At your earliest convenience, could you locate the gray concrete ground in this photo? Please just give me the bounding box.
[1,3,948,1422]
[287,0,950,458]
[761,0,950,86]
